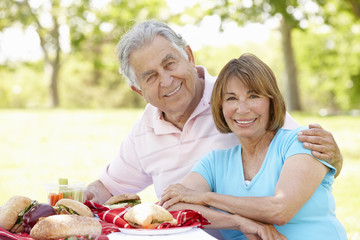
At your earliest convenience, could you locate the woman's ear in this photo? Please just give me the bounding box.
[131,86,143,96]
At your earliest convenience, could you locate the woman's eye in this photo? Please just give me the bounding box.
[226,96,236,101]
[250,94,259,99]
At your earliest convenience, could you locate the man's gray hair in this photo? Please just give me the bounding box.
[117,20,188,89]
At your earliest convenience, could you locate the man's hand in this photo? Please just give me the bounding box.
[83,180,112,204]
[297,123,343,177]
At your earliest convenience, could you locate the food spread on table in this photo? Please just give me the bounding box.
[0,179,210,240]
[0,195,103,239]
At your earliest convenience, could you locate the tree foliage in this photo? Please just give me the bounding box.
[0,0,359,111]
[170,0,360,112]
[170,0,322,111]
[0,0,168,108]
[295,0,360,111]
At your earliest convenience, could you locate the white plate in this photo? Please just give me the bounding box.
[119,227,194,236]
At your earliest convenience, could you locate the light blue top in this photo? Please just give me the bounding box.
[192,127,347,240]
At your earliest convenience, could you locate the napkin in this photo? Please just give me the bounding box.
[84,201,211,231]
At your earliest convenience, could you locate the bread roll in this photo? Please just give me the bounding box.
[30,215,102,239]
[0,196,32,231]
[124,203,177,229]
[55,199,93,217]
[104,194,141,209]
[104,193,140,205]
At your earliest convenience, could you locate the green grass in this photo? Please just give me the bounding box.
[0,110,359,238]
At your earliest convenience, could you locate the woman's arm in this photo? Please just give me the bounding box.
[161,154,328,225]
[167,202,287,240]
[161,173,287,240]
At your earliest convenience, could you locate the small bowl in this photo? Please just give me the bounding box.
[45,183,85,206]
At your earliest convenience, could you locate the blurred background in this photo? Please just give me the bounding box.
[0,0,359,238]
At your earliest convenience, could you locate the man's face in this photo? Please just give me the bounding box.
[129,36,200,117]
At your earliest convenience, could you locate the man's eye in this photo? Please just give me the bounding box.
[166,62,174,68]
[146,74,156,82]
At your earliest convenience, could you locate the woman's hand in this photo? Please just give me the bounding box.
[238,216,287,240]
[159,183,206,209]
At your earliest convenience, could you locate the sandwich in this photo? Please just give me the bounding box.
[0,195,35,233]
[124,203,177,229]
[55,199,93,217]
[23,203,57,233]
[30,214,102,239]
[104,194,141,209]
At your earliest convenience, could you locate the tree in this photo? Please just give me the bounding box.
[295,0,360,111]
[0,0,168,107]
[0,0,91,107]
[344,0,360,18]
[172,0,338,111]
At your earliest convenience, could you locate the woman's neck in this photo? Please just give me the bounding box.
[240,131,276,180]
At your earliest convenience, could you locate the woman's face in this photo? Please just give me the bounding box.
[222,76,270,141]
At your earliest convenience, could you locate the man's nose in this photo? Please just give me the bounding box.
[160,72,174,87]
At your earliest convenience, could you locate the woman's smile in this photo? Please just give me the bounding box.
[233,117,258,130]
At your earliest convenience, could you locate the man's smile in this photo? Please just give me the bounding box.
[164,83,182,97]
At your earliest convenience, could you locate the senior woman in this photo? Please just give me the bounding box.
[160,53,347,240]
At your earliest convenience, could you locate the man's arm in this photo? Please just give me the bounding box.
[83,179,112,204]
[297,123,343,177]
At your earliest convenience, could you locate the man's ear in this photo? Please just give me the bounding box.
[131,86,143,96]
[185,45,196,67]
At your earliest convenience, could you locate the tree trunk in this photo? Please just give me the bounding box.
[348,0,360,18]
[50,18,61,108]
[92,43,102,85]
[50,61,60,107]
[280,18,302,111]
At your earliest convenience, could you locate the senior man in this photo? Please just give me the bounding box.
[84,20,342,238]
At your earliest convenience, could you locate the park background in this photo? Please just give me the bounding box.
[0,0,359,239]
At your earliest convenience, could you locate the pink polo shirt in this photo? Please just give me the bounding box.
[99,66,299,199]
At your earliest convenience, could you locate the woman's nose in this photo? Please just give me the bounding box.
[236,101,250,114]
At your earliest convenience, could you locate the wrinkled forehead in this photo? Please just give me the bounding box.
[129,36,183,78]
[130,35,180,63]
